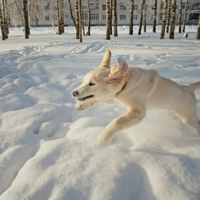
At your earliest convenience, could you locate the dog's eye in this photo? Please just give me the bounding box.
[89,82,95,86]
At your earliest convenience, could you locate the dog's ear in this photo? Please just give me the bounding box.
[108,58,128,83]
[99,50,111,68]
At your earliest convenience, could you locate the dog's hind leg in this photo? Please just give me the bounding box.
[97,105,146,144]
[175,108,200,135]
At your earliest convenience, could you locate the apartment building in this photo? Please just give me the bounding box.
[9,0,199,27]
[64,0,163,26]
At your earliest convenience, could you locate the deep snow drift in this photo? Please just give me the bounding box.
[0,26,200,200]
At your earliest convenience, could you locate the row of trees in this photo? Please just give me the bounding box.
[0,0,200,41]
[105,0,200,40]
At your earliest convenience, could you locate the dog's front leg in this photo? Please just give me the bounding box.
[75,99,117,110]
[97,106,146,144]
[75,100,99,110]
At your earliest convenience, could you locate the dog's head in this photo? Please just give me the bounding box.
[71,50,129,102]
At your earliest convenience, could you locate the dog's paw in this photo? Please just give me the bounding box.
[75,101,90,110]
[97,134,108,144]
[75,102,85,110]
[97,129,113,144]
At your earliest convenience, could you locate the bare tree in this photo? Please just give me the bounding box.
[196,15,200,40]
[113,0,117,37]
[138,0,145,35]
[56,0,64,35]
[14,0,24,26]
[75,0,79,39]
[0,0,6,40]
[1,0,7,39]
[57,0,60,33]
[143,4,146,32]
[182,0,188,33]
[166,0,171,33]
[129,0,134,35]
[109,0,112,35]
[29,1,41,27]
[68,0,76,27]
[87,0,91,36]
[160,0,167,39]
[78,0,82,42]
[80,1,85,36]
[153,0,157,32]
[169,0,176,39]
[23,0,29,39]
[106,0,110,40]
[178,0,182,33]
[45,1,57,33]
[4,0,8,36]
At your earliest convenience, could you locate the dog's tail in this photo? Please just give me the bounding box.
[188,81,200,91]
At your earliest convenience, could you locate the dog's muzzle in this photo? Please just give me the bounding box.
[72,90,79,97]
[72,90,94,101]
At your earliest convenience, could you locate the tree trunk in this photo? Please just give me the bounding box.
[59,0,64,34]
[4,0,8,36]
[57,0,60,34]
[153,0,157,32]
[78,0,82,42]
[160,0,167,39]
[0,1,6,40]
[166,0,171,33]
[178,0,182,33]
[113,0,117,37]
[23,0,29,39]
[143,4,146,32]
[109,0,113,35]
[138,0,145,35]
[106,0,110,40]
[80,2,85,36]
[129,0,134,35]
[169,0,176,39]
[75,0,79,39]
[47,3,57,33]
[1,0,7,39]
[196,15,200,40]
[182,0,188,33]
[87,0,91,36]
[69,0,76,28]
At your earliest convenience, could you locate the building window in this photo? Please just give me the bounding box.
[133,15,138,20]
[90,3,99,10]
[91,14,99,21]
[82,5,87,9]
[151,15,154,20]
[44,5,48,10]
[94,3,99,10]
[102,15,106,20]
[83,14,88,21]
[120,15,126,20]
[134,5,138,10]
[120,5,126,10]
[45,15,49,21]
[64,14,70,21]
[102,5,106,10]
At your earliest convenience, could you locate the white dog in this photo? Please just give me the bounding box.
[72,50,200,144]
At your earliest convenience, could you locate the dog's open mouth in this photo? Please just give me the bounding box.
[78,95,94,101]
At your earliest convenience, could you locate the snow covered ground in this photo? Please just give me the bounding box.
[0,26,200,200]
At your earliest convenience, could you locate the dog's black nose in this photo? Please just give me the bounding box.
[72,91,79,97]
